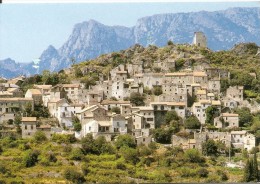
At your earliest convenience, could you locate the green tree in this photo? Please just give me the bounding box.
[74,67,83,78]
[167,40,174,46]
[130,92,145,106]
[205,106,219,125]
[234,107,253,127]
[165,110,180,125]
[81,134,96,154]
[153,86,163,96]
[23,150,40,167]
[70,148,84,160]
[184,149,205,163]
[202,139,218,156]
[252,151,259,181]
[115,134,136,149]
[184,115,201,129]
[244,159,253,182]
[33,131,47,143]
[64,168,85,183]
[153,127,174,144]
[119,146,139,165]
[72,116,81,132]
[111,107,120,114]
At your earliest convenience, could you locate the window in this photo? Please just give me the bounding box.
[143,138,145,142]
[25,125,27,130]
[147,118,153,121]
[31,125,33,130]
[89,127,91,131]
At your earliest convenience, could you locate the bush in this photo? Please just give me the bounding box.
[184,149,205,163]
[33,131,47,143]
[184,115,201,129]
[70,148,84,160]
[111,107,120,114]
[217,169,228,181]
[115,134,136,149]
[64,168,85,183]
[116,162,127,170]
[51,134,76,144]
[81,163,90,175]
[130,92,145,106]
[119,147,139,165]
[153,86,163,96]
[153,127,174,144]
[0,163,7,174]
[23,149,40,167]
[197,168,209,178]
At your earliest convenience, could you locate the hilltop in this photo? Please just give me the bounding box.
[0,7,259,78]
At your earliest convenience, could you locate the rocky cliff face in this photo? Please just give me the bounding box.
[1,7,259,78]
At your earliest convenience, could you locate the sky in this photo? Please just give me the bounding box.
[0,1,259,63]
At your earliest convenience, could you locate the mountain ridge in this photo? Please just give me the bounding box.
[1,7,259,78]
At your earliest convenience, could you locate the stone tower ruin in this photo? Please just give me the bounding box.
[192,32,207,48]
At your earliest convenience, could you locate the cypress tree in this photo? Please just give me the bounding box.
[252,151,259,181]
[243,159,251,182]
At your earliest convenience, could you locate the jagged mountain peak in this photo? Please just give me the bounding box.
[1,7,260,78]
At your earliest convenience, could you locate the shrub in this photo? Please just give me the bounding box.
[0,163,7,174]
[197,168,209,178]
[130,92,145,106]
[111,107,120,114]
[217,169,228,181]
[116,162,127,170]
[81,163,90,175]
[33,131,47,143]
[115,134,136,149]
[184,115,201,129]
[23,149,40,167]
[119,147,139,164]
[184,149,205,163]
[64,168,85,183]
[153,127,174,144]
[153,86,163,96]
[179,167,197,177]
[70,148,84,161]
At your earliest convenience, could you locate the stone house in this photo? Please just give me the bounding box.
[21,117,37,138]
[223,98,239,110]
[50,85,66,101]
[196,89,207,101]
[0,98,34,124]
[207,79,221,94]
[25,89,42,105]
[79,105,127,140]
[192,100,221,124]
[126,62,143,76]
[101,100,131,113]
[132,106,155,129]
[193,71,208,87]
[34,85,52,95]
[36,125,52,139]
[134,129,152,146]
[57,101,82,128]
[62,84,81,103]
[231,131,256,151]
[150,101,186,118]
[139,73,164,89]
[214,113,239,128]
[226,86,244,102]
[165,72,193,86]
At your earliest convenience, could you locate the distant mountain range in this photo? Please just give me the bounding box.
[1,7,259,78]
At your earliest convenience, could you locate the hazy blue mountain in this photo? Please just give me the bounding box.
[1,7,259,78]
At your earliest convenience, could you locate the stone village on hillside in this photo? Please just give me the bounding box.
[0,32,257,153]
